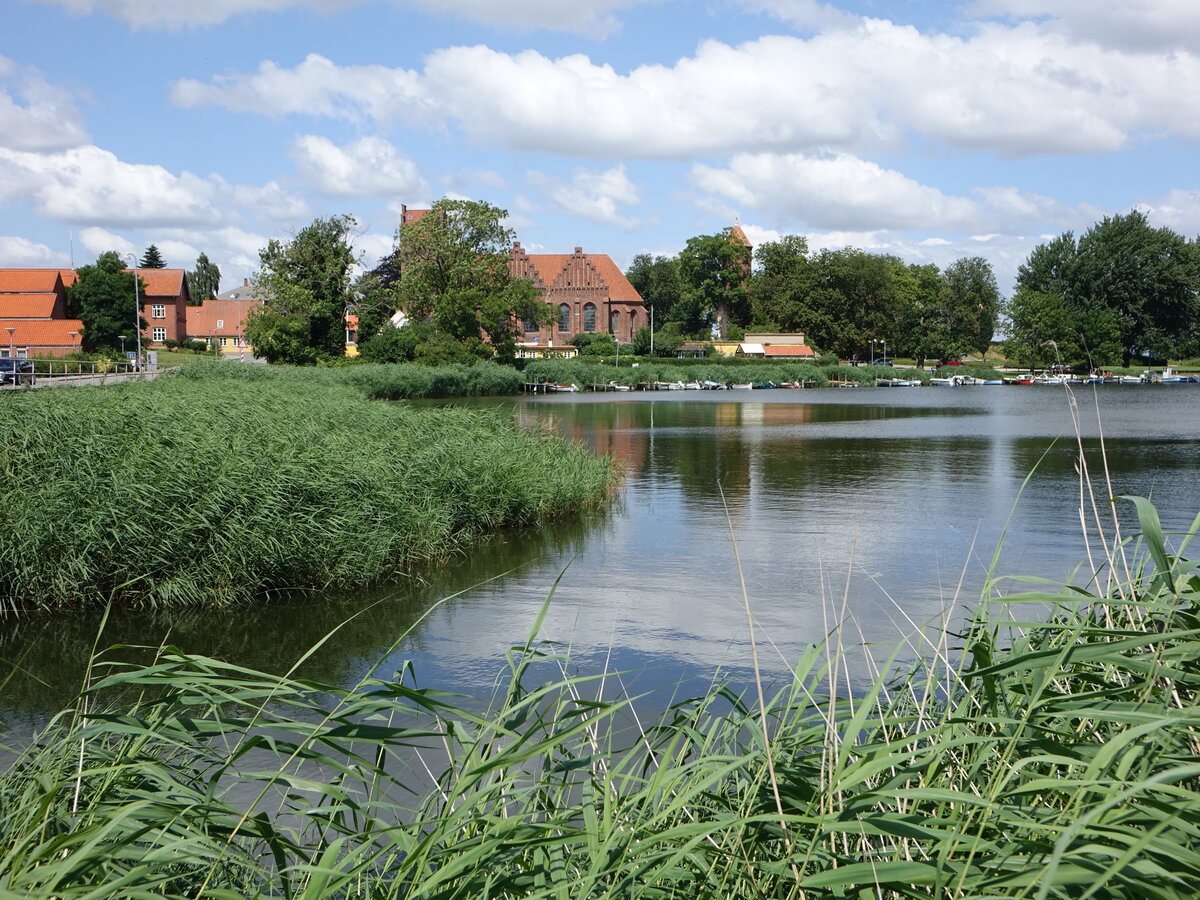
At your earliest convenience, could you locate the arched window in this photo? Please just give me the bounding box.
[583,303,596,333]
[558,303,571,332]
[610,310,620,334]
[629,310,638,340]
[523,313,538,333]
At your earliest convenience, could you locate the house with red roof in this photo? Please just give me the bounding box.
[133,268,190,345]
[0,269,83,357]
[509,243,647,346]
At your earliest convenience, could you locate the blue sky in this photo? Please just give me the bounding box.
[3,0,1199,295]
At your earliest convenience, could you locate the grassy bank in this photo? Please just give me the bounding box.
[1,498,1196,897]
[0,363,613,612]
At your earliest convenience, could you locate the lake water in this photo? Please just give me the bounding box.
[3,383,1199,723]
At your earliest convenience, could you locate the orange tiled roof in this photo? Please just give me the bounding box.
[186,298,263,336]
[0,294,58,318]
[0,269,64,293]
[128,268,186,298]
[0,318,83,347]
[519,252,644,303]
[763,345,816,358]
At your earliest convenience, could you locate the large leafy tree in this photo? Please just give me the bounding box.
[397,198,550,358]
[139,245,166,268]
[943,257,1002,359]
[185,252,221,306]
[626,253,684,330]
[245,215,358,364]
[801,248,908,359]
[1009,212,1200,366]
[678,229,751,340]
[67,251,146,353]
[748,235,812,332]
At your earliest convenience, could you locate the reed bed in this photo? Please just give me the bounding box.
[524,359,832,388]
[1,497,1196,897]
[0,365,614,612]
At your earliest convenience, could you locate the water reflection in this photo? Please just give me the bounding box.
[4,386,1200,721]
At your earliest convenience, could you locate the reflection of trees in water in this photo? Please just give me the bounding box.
[0,515,605,723]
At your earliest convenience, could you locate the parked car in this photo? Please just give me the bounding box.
[872,358,894,367]
[0,358,34,385]
[939,359,963,366]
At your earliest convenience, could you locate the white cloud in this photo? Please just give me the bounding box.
[528,164,640,227]
[170,24,1200,160]
[0,146,222,227]
[1136,190,1200,235]
[0,144,316,232]
[31,0,650,33]
[353,232,396,271]
[407,0,648,37]
[28,0,353,30]
[736,0,859,32]
[172,54,430,123]
[693,152,981,232]
[969,0,1200,52]
[226,179,311,223]
[78,226,137,258]
[0,235,69,267]
[291,135,427,198]
[0,56,89,151]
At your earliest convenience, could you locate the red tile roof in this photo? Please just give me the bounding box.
[0,269,64,293]
[0,295,58,318]
[186,298,263,336]
[763,344,817,358]
[0,318,83,347]
[128,268,186,298]
[518,251,643,303]
[729,225,751,247]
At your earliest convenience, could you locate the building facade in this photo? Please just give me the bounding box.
[509,243,646,346]
[0,269,83,357]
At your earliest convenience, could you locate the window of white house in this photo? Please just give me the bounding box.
[152,327,166,342]
[583,303,596,332]
[216,319,224,330]
[151,304,166,318]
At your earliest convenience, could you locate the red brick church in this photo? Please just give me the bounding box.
[508,243,646,345]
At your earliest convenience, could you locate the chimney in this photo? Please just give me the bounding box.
[574,246,583,255]
[243,278,249,287]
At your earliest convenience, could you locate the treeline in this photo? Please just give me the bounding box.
[627,233,1001,365]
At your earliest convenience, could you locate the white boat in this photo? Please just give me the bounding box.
[928,376,958,386]
[606,382,632,392]
[546,383,579,393]
[683,381,702,390]
[653,381,684,390]
[729,382,753,390]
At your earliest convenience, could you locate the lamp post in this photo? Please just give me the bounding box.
[4,326,14,359]
[123,253,143,370]
[869,339,877,365]
[118,335,127,360]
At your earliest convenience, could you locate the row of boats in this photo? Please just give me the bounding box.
[526,367,1198,393]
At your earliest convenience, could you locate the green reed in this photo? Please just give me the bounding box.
[0,365,614,613]
[1,496,1197,897]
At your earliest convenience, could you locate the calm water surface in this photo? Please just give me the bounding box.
[4,384,1199,722]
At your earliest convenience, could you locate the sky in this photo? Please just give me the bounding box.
[3,0,1200,296]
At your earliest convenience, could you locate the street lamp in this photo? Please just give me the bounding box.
[123,253,143,371]
[118,335,127,359]
[4,326,14,359]
[869,339,877,364]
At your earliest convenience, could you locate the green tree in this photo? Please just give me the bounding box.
[139,244,166,268]
[748,235,811,332]
[626,254,683,331]
[679,230,751,340]
[67,251,146,354]
[1072,210,1200,365]
[352,248,402,351]
[894,262,951,365]
[246,215,358,364]
[1011,212,1200,366]
[185,252,221,306]
[943,256,1002,359]
[398,198,551,359]
[570,332,618,356]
